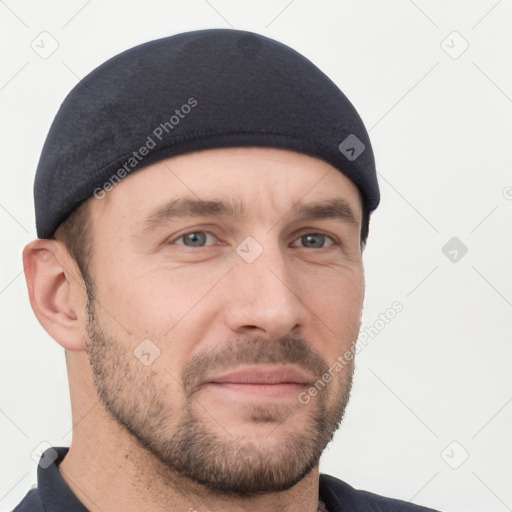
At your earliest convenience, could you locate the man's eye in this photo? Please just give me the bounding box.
[172,231,218,247]
[291,233,334,249]
[171,232,335,249]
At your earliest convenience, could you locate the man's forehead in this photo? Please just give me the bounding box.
[87,148,363,227]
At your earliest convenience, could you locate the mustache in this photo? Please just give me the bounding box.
[181,334,329,396]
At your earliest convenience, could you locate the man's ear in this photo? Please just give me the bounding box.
[22,239,87,351]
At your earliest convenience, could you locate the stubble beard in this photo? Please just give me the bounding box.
[84,292,355,497]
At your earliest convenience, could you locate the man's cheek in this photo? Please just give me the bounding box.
[313,290,361,328]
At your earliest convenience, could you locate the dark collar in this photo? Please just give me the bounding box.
[36,446,350,512]
[37,447,88,511]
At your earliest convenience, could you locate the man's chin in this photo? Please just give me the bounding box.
[162,437,321,498]
[138,405,334,497]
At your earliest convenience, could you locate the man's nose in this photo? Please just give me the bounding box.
[222,242,309,339]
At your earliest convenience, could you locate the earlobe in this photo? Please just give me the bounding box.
[22,239,86,351]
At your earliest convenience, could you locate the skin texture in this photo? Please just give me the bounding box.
[23,147,365,512]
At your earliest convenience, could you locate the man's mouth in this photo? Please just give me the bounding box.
[205,365,314,398]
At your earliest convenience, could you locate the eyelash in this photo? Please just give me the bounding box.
[169,230,337,249]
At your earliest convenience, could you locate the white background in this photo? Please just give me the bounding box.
[1,1,511,511]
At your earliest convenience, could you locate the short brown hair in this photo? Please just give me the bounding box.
[53,199,95,292]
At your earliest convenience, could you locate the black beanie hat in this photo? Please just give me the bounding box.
[34,28,379,239]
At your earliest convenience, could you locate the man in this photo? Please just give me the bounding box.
[15,29,440,511]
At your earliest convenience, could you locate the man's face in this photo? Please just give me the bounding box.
[82,147,365,496]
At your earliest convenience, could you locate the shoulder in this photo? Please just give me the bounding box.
[319,474,441,512]
[10,487,44,512]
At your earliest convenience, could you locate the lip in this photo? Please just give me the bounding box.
[209,365,314,385]
[204,365,314,398]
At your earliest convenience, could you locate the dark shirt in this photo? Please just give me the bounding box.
[12,447,440,511]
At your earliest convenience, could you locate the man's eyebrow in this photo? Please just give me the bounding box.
[141,197,245,232]
[292,198,358,225]
[140,196,358,233]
